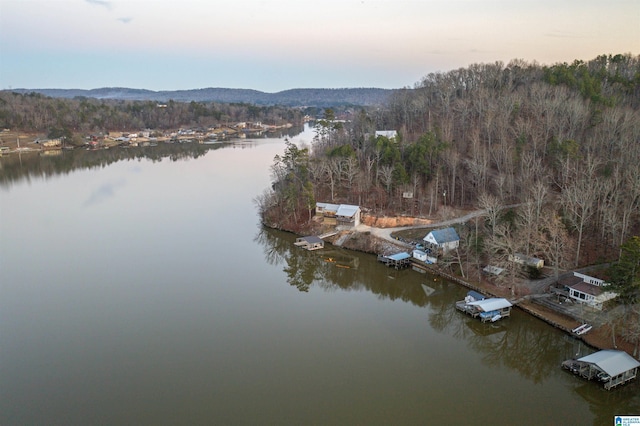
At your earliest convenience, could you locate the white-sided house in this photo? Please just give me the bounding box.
[423,227,460,254]
[509,253,544,269]
[558,272,617,310]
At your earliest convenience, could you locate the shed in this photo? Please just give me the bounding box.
[294,236,325,251]
[509,253,544,269]
[563,350,640,390]
[423,227,460,254]
[483,265,505,276]
[413,249,437,264]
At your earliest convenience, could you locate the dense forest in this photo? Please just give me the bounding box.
[0,92,307,138]
[259,53,640,284]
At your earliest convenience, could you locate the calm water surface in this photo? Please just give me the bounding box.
[1,127,638,425]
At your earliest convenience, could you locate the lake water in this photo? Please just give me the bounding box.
[1,126,638,425]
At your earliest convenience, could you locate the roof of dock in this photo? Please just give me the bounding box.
[298,235,324,244]
[467,298,512,312]
[387,252,411,261]
[577,350,640,377]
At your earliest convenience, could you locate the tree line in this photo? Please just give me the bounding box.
[0,91,305,137]
[260,54,640,338]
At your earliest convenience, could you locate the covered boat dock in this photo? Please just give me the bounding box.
[294,236,325,251]
[562,350,640,390]
[377,252,411,269]
[455,297,513,322]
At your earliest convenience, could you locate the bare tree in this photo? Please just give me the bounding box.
[536,213,574,280]
[478,192,502,235]
[561,156,600,266]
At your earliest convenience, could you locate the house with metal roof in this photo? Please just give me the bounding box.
[315,202,360,227]
[423,227,460,254]
[562,350,640,390]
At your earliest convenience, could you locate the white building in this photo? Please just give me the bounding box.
[423,227,460,254]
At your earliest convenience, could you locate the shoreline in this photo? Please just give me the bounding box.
[309,226,637,358]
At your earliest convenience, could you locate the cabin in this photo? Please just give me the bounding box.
[377,252,411,269]
[294,236,325,251]
[557,272,617,310]
[562,350,640,390]
[423,228,460,254]
[509,253,544,269]
[456,297,512,322]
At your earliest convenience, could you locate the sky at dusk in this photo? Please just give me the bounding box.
[1,0,638,92]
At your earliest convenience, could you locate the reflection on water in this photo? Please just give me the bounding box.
[1,126,638,425]
[0,125,304,188]
[255,227,640,422]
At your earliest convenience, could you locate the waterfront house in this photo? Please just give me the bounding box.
[294,236,325,251]
[316,202,360,228]
[423,228,460,254]
[562,350,640,390]
[558,272,617,310]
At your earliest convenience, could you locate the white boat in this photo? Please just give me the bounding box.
[572,323,592,335]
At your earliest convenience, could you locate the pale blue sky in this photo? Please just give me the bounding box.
[1,0,638,92]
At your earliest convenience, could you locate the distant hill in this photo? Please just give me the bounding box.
[10,87,394,107]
